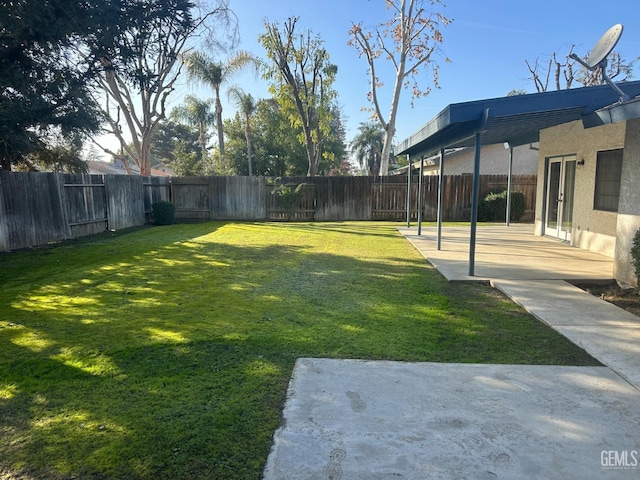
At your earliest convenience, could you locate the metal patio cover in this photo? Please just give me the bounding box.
[396,80,640,159]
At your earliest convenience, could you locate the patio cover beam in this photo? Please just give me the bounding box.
[395,81,640,277]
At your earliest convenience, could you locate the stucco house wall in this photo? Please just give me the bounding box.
[420,143,539,176]
[614,118,640,286]
[535,119,640,286]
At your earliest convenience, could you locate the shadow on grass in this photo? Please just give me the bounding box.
[0,221,600,479]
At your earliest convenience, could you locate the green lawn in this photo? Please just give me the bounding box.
[0,222,598,479]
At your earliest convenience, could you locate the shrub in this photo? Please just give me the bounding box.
[152,201,175,225]
[270,181,307,220]
[478,190,525,222]
[631,228,640,287]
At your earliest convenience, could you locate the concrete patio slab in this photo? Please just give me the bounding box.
[398,225,614,282]
[263,358,640,480]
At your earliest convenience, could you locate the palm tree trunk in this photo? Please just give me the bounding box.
[244,115,253,177]
[215,88,225,170]
[198,125,206,158]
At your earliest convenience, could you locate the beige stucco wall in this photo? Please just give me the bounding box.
[421,143,539,176]
[535,120,626,258]
[535,119,640,285]
[614,118,640,286]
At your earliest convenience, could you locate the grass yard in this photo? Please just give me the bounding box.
[0,222,599,479]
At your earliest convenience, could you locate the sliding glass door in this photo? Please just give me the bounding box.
[545,156,576,242]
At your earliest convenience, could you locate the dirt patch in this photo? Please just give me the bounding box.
[572,281,640,318]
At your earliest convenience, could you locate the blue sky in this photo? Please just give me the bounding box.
[183,0,640,149]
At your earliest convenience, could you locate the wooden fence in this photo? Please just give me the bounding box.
[0,171,536,252]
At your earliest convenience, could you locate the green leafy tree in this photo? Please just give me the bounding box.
[349,0,451,175]
[225,98,347,176]
[18,143,88,173]
[252,100,308,175]
[151,119,200,164]
[224,99,304,176]
[171,95,216,158]
[350,122,385,175]
[227,87,257,176]
[322,105,349,174]
[0,0,107,170]
[259,17,339,176]
[171,140,206,176]
[184,50,257,168]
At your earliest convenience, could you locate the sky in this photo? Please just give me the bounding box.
[123,0,640,159]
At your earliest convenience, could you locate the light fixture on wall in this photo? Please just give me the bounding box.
[577,159,585,166]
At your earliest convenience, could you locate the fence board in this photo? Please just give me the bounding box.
[212,176,266,219]
[316,177,372,220]
[62,173,107,238]
[0,171,69,250]
[0,172,537,252]
[171,177,211,220]
[105,175,145,230]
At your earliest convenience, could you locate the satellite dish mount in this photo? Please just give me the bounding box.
[570,24,629,102]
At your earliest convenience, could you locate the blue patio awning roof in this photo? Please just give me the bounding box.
[396,80,640,159]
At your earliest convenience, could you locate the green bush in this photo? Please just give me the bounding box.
[270,181,307,220]
[152,201,175,225]
[478,190,525,222]
[630,228,640,287]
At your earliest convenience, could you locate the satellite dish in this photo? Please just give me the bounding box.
[585,24,623,68]
[569,24,629,102]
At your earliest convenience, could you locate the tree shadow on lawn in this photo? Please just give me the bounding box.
[0,221,599,479]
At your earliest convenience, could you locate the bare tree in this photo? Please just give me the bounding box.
[349,0,451,175]
[576,51,634,86]
[526,46,634,92]
[93,0,236,175]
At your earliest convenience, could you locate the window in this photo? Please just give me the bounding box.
[594,149,623,212]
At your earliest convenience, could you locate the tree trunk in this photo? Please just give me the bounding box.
[303,126,317,176]
[215,87,225,169]
[244,116,253,177]
[140,136,152,176]
[379,38,407,176]
[198,126,206,158]
[380,125,395,176]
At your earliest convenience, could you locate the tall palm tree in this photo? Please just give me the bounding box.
[170,95,216,157]
[350,122,385,176]
[184,50,257,167]
[227,86,256,176]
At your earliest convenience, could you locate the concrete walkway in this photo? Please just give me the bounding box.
[263,225,640,480]
[493,279,640,390]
